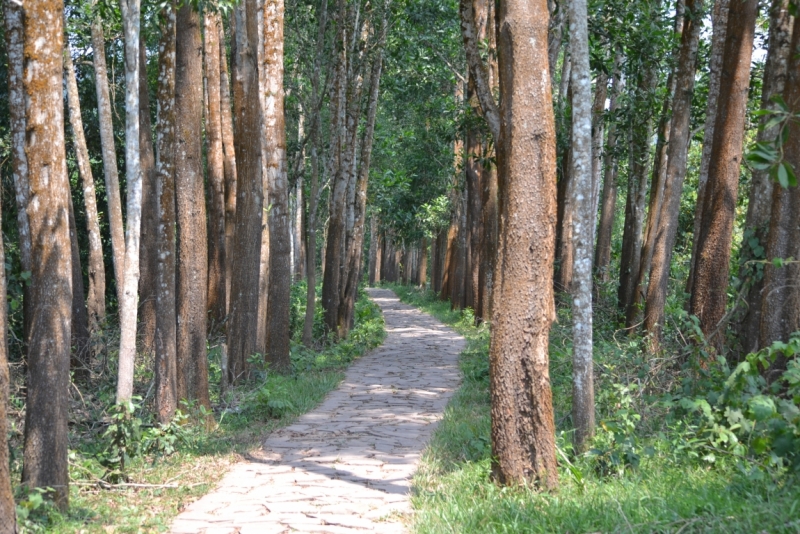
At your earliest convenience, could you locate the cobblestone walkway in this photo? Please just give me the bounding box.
[171,288,464,533]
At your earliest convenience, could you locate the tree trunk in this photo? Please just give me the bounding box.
[5,1,32,344]
[117,0,143,403]
[264,0,292,371]
[451,190,468,309]
[643,0,705,344]
[418,238,428,288]
[139,39,158,357]
[687,0,730,299]
[594,55,623,280]
[220,19,238,316]
[91,8,126,307]
[205,12,227,331]
[303,139,322,347]
[10,0,72,506]
[294,176,306,281]
[491,0,558,489]
[64,42,106,329]
[627,0,686,327]
[368,215,379,286]
[758,13,800,364]
[228,0,264,382]
[155,2,178,423]
[175,3,210,407]
[738,0,793,356]
[590,73,608,225]
[568,0,595,454]
[618,67,657,317]
[689,0,758,348]
[68,198,90,381]
[321,0,348,335]
[0,188,15,530]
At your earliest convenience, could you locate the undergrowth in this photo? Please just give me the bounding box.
[387,283,800,534]
[9,283,385,533]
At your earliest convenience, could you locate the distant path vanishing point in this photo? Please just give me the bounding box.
[171,288,464,533]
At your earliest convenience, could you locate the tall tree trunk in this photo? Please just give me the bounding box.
[64,42,106,329]
[689,0,758,348]
[117,0,143,403]
[321,0,348,335]
[491,0,558,489]
[618,67,657,316]
[590,72,608,225]
[5,1,32,344]
[175,3,210,407]
[687,0,730,299]
[205,12,227,331]
[264,0,292,371]
[627,0,686,327]
[451,190,468,309]
[569,0,595,454]
[91,7,126,307]
[220,20,238,315]
[758,13,800,364]
[68,198,90,380]
[155,2,178,423]
[368,215,379,286]
[418,238,428,288]
[738,0,793,355]
[0,189,15,529]
[594,55,623,280]
[303,139,322,347]
[294,176,306,281]
[9,0,72,506]
[643,0,705,344]
[139,39,158,357]
[228,0,264,382]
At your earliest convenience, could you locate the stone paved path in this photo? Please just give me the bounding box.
[171,288,464,533]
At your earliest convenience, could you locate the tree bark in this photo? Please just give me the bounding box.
[491,0,558,489]
[264,0,292,371]
[738,0,793,356]
[368,215,379,286]
[117,0,144,403]
[618,67,657,317]
[627,0,686,328]
[689,0,758,348]
[155,2,178,423]
[643,0,705,344]
[64,42,106,329]
[568,0,595,454]
[459,0,501,141]
[228,0,264,382]
[91,7,126,307]
[0,187,15,530]
[10,0,72,506]
[220,20,238,316]
[687,0,730,299]
[175,3,210,407]
[139,39,158,357]
[205,12,227,331]
[757,14,800,361]
[321,0,349,335]
[68,198,90,381]
[594,55,623,280]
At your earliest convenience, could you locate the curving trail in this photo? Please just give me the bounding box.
[171,288,464,533]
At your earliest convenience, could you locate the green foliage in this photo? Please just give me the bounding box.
[746,96,800,188]
[670,334,800,471]
[96,399,193,482]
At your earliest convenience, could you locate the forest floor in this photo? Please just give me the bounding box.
[11,286,386,533]
[170,288,464,533]
[389,284,800,534]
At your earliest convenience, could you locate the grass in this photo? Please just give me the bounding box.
[10,284,385,533]
[387,283,800,534]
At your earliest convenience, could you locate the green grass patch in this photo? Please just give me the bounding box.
[387,283,800,534]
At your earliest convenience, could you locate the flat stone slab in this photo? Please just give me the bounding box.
[171,288,464,533]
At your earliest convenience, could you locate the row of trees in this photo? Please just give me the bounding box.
[373,0,800,487]
[0,0,393,520]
